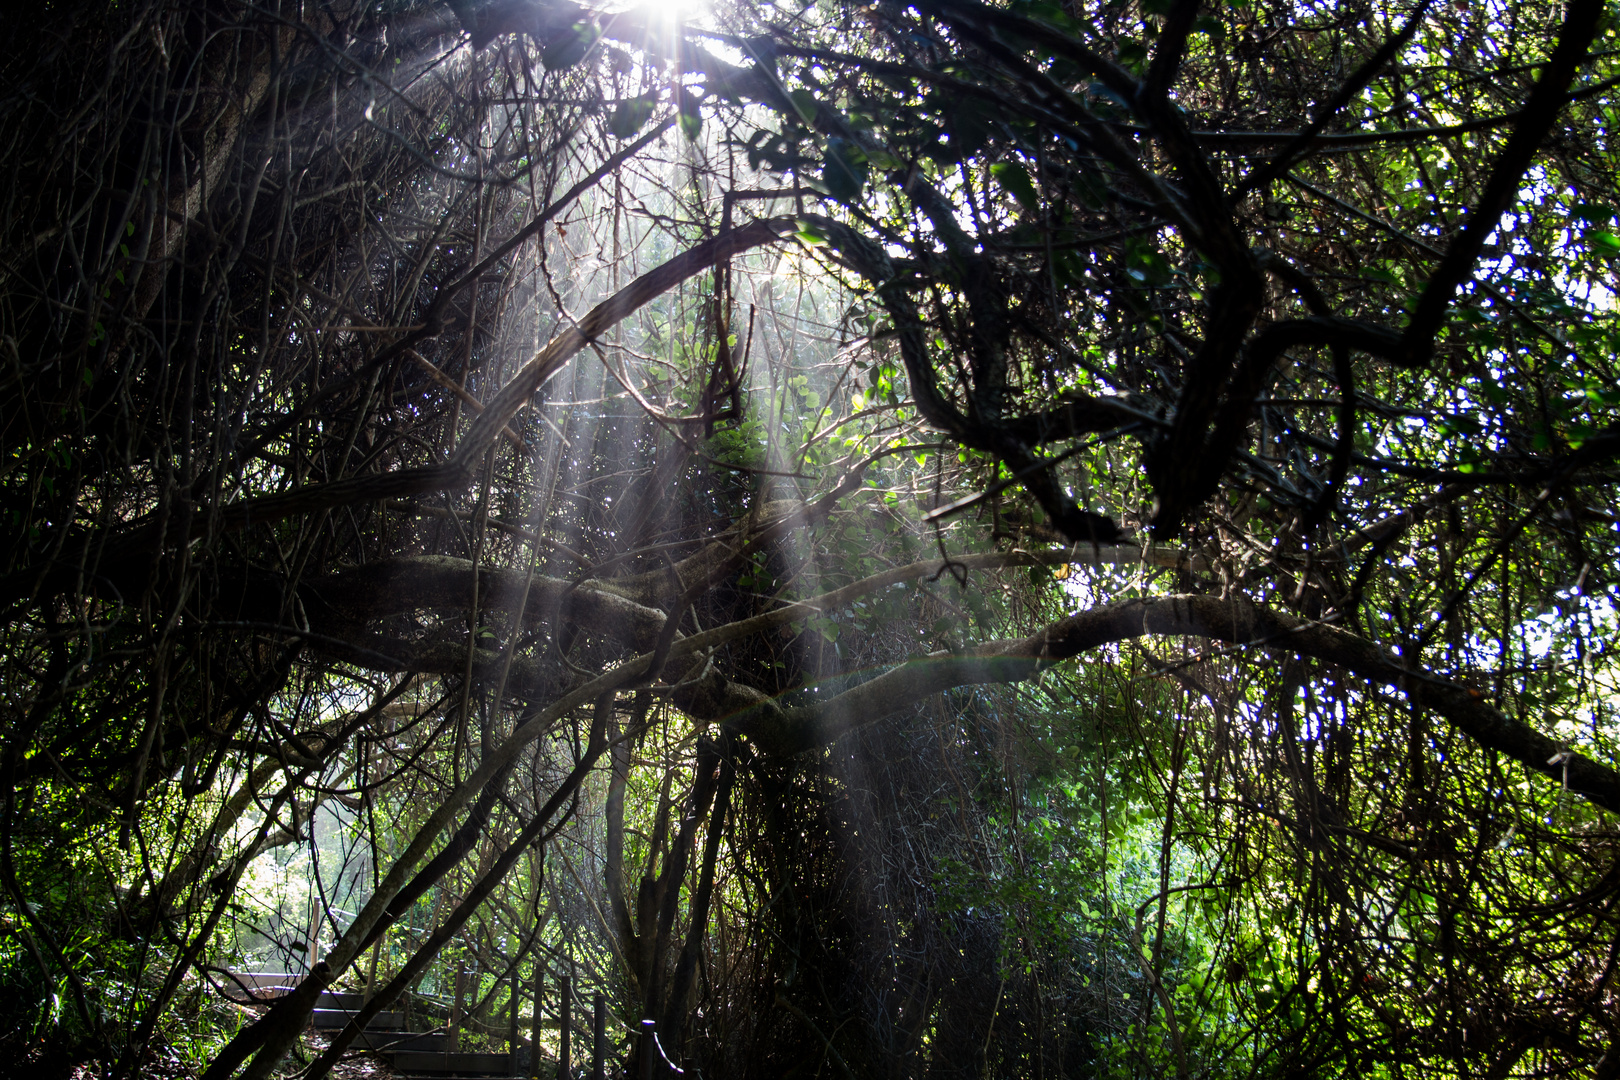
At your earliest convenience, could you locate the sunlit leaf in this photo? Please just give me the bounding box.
[608,94,657,139]
[540,21,600,70]
[822,137,869,203]
[990,160,1040,214]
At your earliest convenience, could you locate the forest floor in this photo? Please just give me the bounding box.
[17,1032,403,1080]
[302,1033,401,1080]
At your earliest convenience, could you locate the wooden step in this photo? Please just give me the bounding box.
[220,972,299,1002]
[386,1051,512,1076]
[347,1030,449,1053]
[312,1007,404,1030]
[316,990,366,1010]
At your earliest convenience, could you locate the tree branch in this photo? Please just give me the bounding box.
[735,594,1620,814]
[1400,0,1606,365]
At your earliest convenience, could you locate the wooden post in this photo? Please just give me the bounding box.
[363,934,381,1005]
[591,993,605,1080]
[508,968,520,1055]
[558,974,571,1078]
[530,965,544,1078]
[449,960,466,1052]
[305,891,321,974]
[639,1020,656,1080]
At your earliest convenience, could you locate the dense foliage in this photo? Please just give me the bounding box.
[3,0,1620,1076]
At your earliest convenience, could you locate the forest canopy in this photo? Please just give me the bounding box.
[4,0,1620,1076]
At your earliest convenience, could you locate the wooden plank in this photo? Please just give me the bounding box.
[317,991,366,1010]
[312,1008,404,1030]
[231,972,298,987]
[348,1031,448,1053]
[387,1051,512,1075]
[219,972,299,1001]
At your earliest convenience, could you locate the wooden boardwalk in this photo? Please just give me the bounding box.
[222,975,538,1078]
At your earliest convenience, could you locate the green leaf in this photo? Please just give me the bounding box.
[541,21,600,70]
[941,96,995,157]
[794,219,829,246]
[742,34,778,76]
[822,138,869,203]
[1011,0,1080,30]
[679,103,703,141]
[1588,231,1620,258]
[1572,202,1616,226]
[864,146,903,171]
[789,88,819,124]
[1124,237,1174,288]
[609,94,657,139]
[990,161,1040,214]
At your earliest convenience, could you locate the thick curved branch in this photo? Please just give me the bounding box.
[3,219,795,609]
[734,594,1620,815]
[234,217,796,529]
[299,546,1201,677]
[1001,392,1145,446]
[804,214,1127,541]
[1151,315,1409,534]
